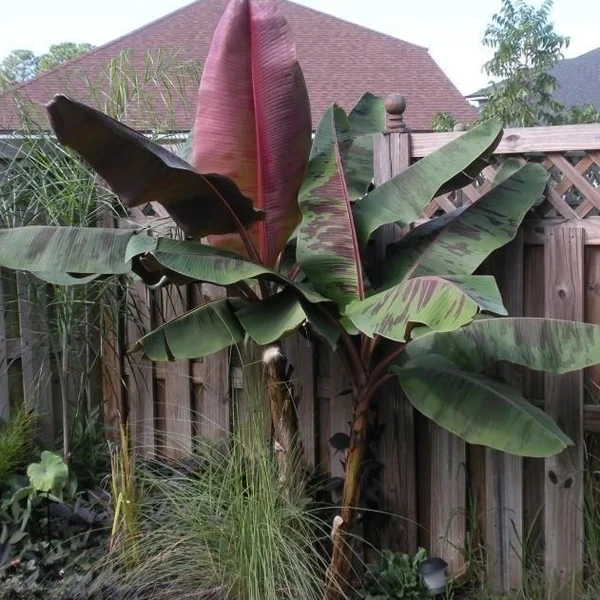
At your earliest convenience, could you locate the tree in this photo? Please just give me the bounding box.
[0,43,94,88]
[4,2,600,599]
[481,0,569,126]
[0,49,39,87]
[37,43,95,74]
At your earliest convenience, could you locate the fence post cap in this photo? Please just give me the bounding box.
[384,94,407,132]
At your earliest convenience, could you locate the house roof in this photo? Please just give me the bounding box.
[0,0,477,132]
[552,47,600,109]
[467,47,600,110]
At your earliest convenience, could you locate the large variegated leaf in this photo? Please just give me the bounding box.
[344,275,506,341]
[132,299,245,361]
[235,288,341,348]
[47,96,262,238]
[296,106,364,308]
[392,356,572,457]
[344,93,385,200]
[405,317,600,373]
[235,289,306,345]
[193,0,311,267]
[353,118,503,244]
[144,237,328,305]
[380,162,548,288]
[0,226,156,277]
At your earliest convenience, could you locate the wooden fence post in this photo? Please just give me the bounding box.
[544,227,584,596]
[374,94,418,553]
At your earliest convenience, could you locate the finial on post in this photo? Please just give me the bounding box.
[385,94,407,132]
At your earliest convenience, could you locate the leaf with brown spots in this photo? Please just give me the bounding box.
[405,317,600,374]
[296,105,365,308]
[353,118,504,244]
[344,275,507,341]
[379,162,547,289]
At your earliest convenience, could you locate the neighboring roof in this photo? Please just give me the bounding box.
[467,47,600,109]
[0,0,476,132]
[552,47,600,109]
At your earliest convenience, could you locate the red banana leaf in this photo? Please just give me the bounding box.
[193,0,312,267]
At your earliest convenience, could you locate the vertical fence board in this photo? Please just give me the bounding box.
[282,334,317,469]
[485,234,524,592]
[544,228,584,594]
[429,425,466,574]
[329,351,352,480]
[523,244,546,560]
[16,274,53,445]
[162,285,192,458]
[126,281,155,455]
[200,284,230,441]
[0,270,9,420]
[585,245,600,390]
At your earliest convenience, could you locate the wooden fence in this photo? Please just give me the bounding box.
[4,101,600,595]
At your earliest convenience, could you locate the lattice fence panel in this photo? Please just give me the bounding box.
[416,151,600,222]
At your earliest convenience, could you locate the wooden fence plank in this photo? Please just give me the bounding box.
[522,244,546,565]
[584,245,600,390]
[125,281,155,455]
[200,284,230,441]
[281,333,317,469]
[161,285,192,458]
[485,234,524,592]
[429,424,466,575]
[16,273,54,446]
[544,227,585,595]
[411,124,600,158]
[0,270,10,420]
[328,351,352,480]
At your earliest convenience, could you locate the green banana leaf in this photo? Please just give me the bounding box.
[353,118,503,244]
[405,317,600,374]
[296,105,365,308]
[148,237,328,304]
[380,162,547,288]
[344,275,507,341]
[0,226,156,277]
[235,288,341,349]
[132,298,245,361]
[235,289,308,346]
[344,92,385,200]
[392,356,573,457]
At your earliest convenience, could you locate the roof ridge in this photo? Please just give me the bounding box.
[1,0,205,96]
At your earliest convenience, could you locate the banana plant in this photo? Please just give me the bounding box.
[3,1,600,599]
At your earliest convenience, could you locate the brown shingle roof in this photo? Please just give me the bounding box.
[0,0,477,131]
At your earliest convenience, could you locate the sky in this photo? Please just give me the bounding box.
[1,0,597,94]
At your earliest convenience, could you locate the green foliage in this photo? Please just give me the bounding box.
[37,43,95,74]
[0,44,94,89]
[359,548,428,599]
[0,409,34,486]
[431,111,458,132]
[27,452,69,497]
[0,49,38,87]
[481,0,569,126]
[0,455,110,587]
[100,369,329,600]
